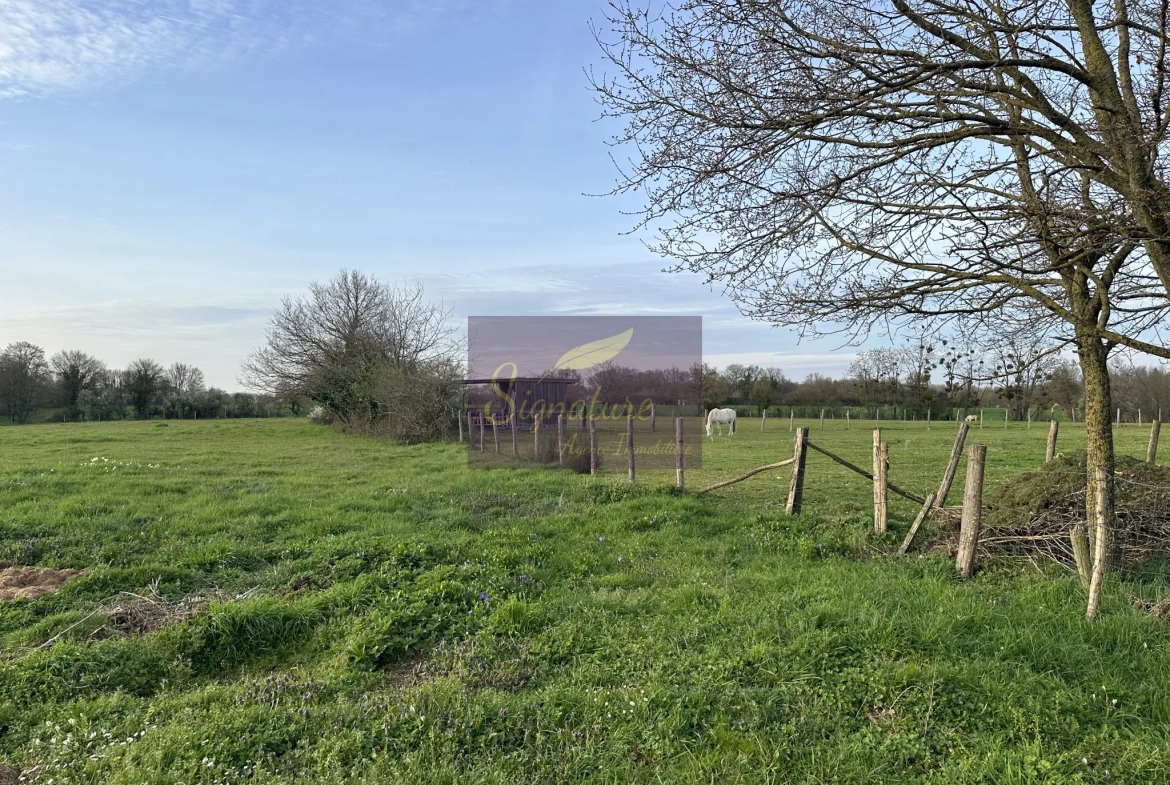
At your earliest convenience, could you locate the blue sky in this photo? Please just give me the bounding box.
[0,0,859,389]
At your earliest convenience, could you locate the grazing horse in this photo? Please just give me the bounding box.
[964,414,979,423]
[706,408,737,438]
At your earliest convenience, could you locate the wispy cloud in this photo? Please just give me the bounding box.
[0,0,460,99]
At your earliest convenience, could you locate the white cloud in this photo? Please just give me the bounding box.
[0,0,459,99]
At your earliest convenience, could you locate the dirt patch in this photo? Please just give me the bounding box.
[0,566,83,601]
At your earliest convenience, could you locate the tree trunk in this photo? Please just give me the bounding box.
[1078,333,1116,622]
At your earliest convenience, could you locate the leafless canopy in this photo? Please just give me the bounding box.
[592,0,1170,356]
[241,270,459,424]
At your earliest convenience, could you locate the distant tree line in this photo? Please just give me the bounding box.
[0,342,297,424]
[698,344,1170,423]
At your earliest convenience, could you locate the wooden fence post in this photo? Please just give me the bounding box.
[479,414,485,452]
[846,410,851,430]
[557,414,565,468]
[675,417,685,489]
[956,444,987,579]
[980,409,984,429]
[872,429,885,531]
[790,407,794,431]
[626,415,635,483]
[651,403,656,433]
[1070,525,1092,590]
[926,409,931,431]
[492,416,499,454]
[899,491,938,555]
[936,422,968,507]
[786,427,809,515]
[1046,419,1059,463]
[874,434,889,533]
[512,411,519,457]
[1148,420,1161,464]
[533,414,541,460]
[761,409,766,431]
[589,416,597,476]
[820,408,825,429]
[459,410,465,442]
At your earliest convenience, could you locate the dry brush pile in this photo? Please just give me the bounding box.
[970,452,1170,570]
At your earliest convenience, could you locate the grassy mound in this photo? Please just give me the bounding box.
[982,451,1170,567]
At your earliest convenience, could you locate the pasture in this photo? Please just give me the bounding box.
[0,418,1168,783]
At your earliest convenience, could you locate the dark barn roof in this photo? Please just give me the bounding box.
[462,377,574,385]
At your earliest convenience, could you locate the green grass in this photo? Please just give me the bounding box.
[0,418,1168,783]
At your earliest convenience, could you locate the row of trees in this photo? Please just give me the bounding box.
[0,343,291,424]
[701,355,1169,421]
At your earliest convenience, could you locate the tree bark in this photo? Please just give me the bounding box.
[1078,332,1116,621]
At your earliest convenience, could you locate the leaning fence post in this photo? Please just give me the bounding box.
[557,414,565,468]
[627,415,635,483]
[1046,419,1059,463]
[675,417,685,489]
[589,416,597,476]
[899,491,938,555]
[956,444,987,579]
[786,427,809,515]
[936,422,968,508]
[1148,420,1161,464]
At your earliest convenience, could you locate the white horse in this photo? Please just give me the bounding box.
[964,414,978,423]
[706,408,737,438]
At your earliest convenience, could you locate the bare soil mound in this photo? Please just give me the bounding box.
[0,565,83,601]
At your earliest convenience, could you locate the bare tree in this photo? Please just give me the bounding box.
[990,338,1063,421]
[125,359,164,419]
[594,0,1170,618]
[165,362,206,398]
[0,342,50,424]
[241,270,459,425]
[50,350,105,414]
[898,343,937,414]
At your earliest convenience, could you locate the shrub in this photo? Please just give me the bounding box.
[307,406,333,425]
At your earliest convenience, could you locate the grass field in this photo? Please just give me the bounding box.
[1,418,1168,783]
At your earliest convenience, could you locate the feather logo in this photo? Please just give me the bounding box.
[552,328,633,372]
